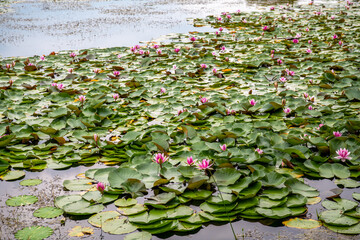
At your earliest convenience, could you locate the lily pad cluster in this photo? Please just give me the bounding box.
[0,1,359,238]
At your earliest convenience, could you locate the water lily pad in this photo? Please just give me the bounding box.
[118,204,148,216]
[353,193,360,201]
[319,163,350,179]
[210,168,241,186]
[324,222,360,235]
[322,198,358,211]
[20,179,42,186]
[33,207,64,219]
[62,199,104,215]
[102,218,137,234]
[335,179,360,188]
[1,170,25,181]
[88,211,120,227]
[319,210,359,226]
[63,179,95,191]
[283,218,321,229]
[114,198,137,207]
[15,226,53,240]
[6,195,38,206]
[68,226,93,237]
[124,232,152,240]
[182,190,212,200]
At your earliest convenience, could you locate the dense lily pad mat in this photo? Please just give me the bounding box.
[1,1,360,238]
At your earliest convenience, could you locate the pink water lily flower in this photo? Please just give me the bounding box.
[277,59,283,65]
[93,68,101,74]
[295,33,302,38]
[249,99,257,106]
[197,159,213,170]
[156,49,162,55]
[6,64,11,69]
[178,109,187,115]
[153,44,159,49]
[190,37,197,42]
[153,153,169,165]
[78,95,86,103]
[263,26,269,31]
[219,27,224,32]
[306,49,312,53]
[217,17,222,21]
[242,19,247,23]
[70,52,76,58]
[339,41,343,46]
[94,134,99,142]
[40,55,45,61]
[96,182,105,193]
[270,6,275,10]
[160,88,166,94]
[303,93,309,99]
[221,46,226,51]
[57,84,64,90]
[113,71,120,76]
[200,97,208,103]
[331,15,335,20]
[284,108,291,114]
[68,68,73,73]
[113,93,119,101]
[220,144,227,151]
[305,28,309,32]
[280,77,287,82]
[333,34,338,39]
[187,156,194,166]
[200,64,207,69]
[293,39,299,44]
[335,148,352,162]
[174,48,180,53]
[333,131,342,137]
[212,68,217,74]
[51,83,57,87]
[255,148,264,155]
[308,40,313,44]
[308,105,313,110]
[226,15,231,19]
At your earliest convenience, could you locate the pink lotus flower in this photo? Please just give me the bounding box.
[96,182,105,193]
[280,77,287,82]
[187,156,194,166]
[249,99,257,106]
[263,26,269,31]
[200,64,207,69]
[255,148,264,154]
[270,6,275,10]
[306,49,312,53]
[153,153,169,164]
[308,40,313,44]
[93,68,101,74]
[293,39,299,44]
[113,71,120,76]
[70,52,76,58]
[197,159,213,170]
[333,34,338,39]
[220,144,227,151]
[308,105,313,110]
[78,95,86,103]
[174,48,180,53]
[333,131,342,137]
[339,41,343,46]
[200,97,208,103]
[212,68,217,74]
[335,148,352,162]
[284,108,291,114]
[57,84,64,90]
[277,59,283,65]
[153,45,159,49]
[68,68,73,73]
[190,37,197,42]
[113,93,119,101]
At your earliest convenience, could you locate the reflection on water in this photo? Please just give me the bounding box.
[0,0,304,58]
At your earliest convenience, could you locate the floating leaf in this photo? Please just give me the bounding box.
[283,218,321,229]
[15,226,53,240]
[20,179,42,186]
[88,211,120,227]
[6,195,38,206]
[124,232,152,240]
[102,218,137,234]
[68,226,94,237]
[33,207,64,219]
[1,170,25,181]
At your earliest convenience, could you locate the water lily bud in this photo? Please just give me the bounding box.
[274,82,278,89]
[282,99,286,106]
[248,89,252,95]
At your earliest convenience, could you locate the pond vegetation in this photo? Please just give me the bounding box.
[0,1,360,239]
